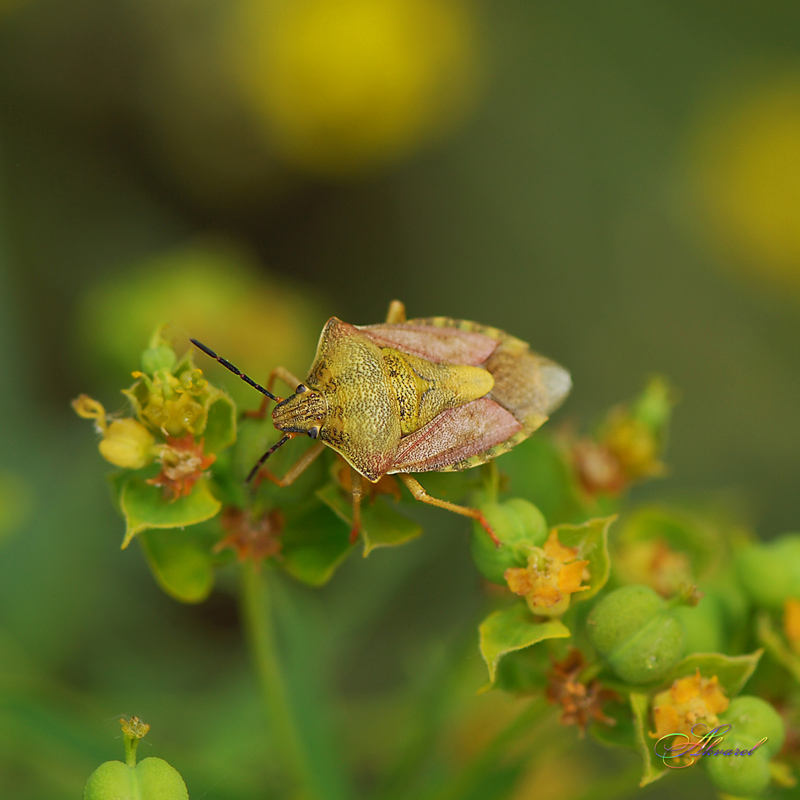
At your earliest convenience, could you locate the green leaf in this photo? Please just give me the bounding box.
[280,499,354,586]
[138,526,216,603]
[119,477,221,548]
[554,515,615,602]
[315,481,422,556]
[479,603,570,684]
[646,650,763,697]
[203,393,237,453]
[630,692,667,787]
[590,698,638,749]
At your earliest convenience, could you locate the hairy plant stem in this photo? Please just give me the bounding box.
[239,562,317,799]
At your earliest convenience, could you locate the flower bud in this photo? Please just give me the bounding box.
[470,499,547,584]
[586,584,684,684]
[98,419,155,469]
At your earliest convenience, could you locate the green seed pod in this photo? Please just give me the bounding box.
[83,757,189,800]
[586,584,684,684]
[703,697,784,797]
[704,735,771,797]
[722,695,785,758]
[470,499,548,584]
[735,533,800,610]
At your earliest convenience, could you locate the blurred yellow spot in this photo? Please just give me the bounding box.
[693,75,800,290]
[228,0,482,176]
[785,597,800,654]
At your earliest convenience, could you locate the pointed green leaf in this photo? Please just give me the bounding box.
[316,481,422,556]
[756,613,800,683]
[138,526,216,603]
[281,500,354,586]
[203,394,237,453]
[630,692,667,786]
[636,650,763,697]
[554,515,615,602]
[479,603,570,684]
[119,477,221,548]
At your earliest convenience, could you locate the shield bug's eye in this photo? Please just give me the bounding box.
[296,384,308,394]
[308,426,320,439]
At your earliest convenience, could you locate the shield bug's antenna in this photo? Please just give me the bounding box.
[245,433,296,483]
[190,339,283,403]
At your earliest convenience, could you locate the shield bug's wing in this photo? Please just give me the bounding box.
[388,397,525,474]
[484,336,572,434]
[358,318,500,366]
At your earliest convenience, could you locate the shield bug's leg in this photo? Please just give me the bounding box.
[397,474,501,547]
[253,441,326,486]
[350,469,363,544]
[244,366,307,420]
[385,299,407,323]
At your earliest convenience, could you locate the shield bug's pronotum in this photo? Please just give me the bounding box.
[191,300,571,545]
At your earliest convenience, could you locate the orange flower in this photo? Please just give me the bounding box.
[785,598,800,655]
[650,670,730,741]
[215,507,284,565]
[148,435,216,500]
[504,529,590,617]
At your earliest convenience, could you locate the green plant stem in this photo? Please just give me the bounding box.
[239,562,317,799]
[123,734,138,767]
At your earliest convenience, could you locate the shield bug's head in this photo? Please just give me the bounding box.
[271,384,328,439]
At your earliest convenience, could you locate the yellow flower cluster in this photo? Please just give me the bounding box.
[504,530,590,617]
[650,670,729,741]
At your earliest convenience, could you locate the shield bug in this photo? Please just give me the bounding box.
[191,300,571,545]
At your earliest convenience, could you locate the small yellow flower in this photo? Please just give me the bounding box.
[127,369,209,437]
[504,529,590,617]
[650,670,730,741]
[784,597,800,655]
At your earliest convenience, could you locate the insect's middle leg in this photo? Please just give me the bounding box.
[397,474,501,547]
[255,441,326,487]
[349,469,363,544]
[244,366,306,419]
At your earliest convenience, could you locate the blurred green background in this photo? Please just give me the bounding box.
[1,1,799,797]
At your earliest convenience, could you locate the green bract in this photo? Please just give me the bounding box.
[83,757,189,800]
[470,498,548,584]
[586,584,684,684]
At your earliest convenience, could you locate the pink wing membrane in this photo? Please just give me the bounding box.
[389,398,523,474]
[359,323,499,366]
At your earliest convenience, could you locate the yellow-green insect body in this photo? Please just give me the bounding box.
[192,301,571,543]
[271,311,570,479]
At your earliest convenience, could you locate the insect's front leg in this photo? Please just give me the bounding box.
[397,474,501,547]
[253,441,326,487]
[243,366,306,419]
